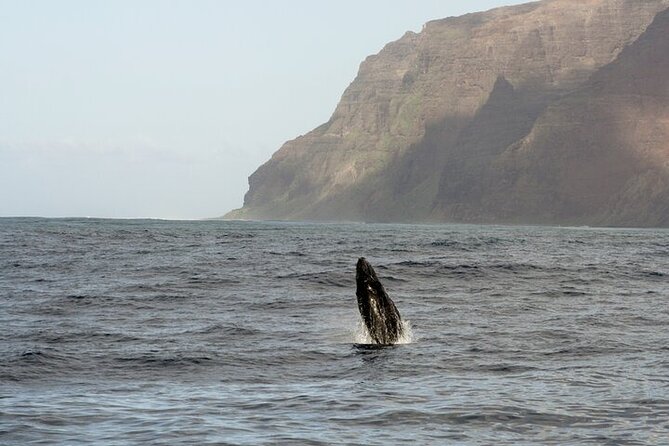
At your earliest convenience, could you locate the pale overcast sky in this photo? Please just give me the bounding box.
[0,0,524,219]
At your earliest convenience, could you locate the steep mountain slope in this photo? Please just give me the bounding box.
[474,7,669,226]
[226,0,669,226]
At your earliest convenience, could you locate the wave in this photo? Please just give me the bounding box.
[429,236,509,250]
[329,405,591,428]
[276,271,352,288]
[0,348,80,381]
[115,353,213,367]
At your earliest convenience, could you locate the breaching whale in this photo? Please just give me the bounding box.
[356,257,404,345]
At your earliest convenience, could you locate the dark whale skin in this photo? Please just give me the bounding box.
[355,257,404,344]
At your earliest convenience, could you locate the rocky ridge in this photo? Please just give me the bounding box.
[226,0,669,227]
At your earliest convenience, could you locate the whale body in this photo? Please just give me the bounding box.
[356,257,404,344]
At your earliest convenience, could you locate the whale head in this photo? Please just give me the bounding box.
[356,257,377,283]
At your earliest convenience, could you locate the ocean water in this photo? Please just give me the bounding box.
[1,218,668,445]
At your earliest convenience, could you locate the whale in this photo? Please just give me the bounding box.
[356,257,404,345]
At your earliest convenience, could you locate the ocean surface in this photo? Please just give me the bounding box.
[1,218,668,445]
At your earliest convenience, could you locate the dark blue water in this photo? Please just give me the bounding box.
[1,218,668,445]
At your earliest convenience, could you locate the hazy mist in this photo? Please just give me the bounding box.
[0,0,524,219]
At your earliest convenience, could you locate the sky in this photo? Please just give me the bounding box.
[0,0,525,219]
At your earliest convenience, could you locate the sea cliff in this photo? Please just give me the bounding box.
[227,0,669,227]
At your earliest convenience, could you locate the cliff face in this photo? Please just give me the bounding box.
[467,6,669,226]
[226,0,669,227]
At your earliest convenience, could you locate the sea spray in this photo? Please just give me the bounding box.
[353,318,414,345]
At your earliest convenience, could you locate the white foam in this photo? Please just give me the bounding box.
[352,318,414,345]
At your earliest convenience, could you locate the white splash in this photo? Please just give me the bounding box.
[352,318,415,345]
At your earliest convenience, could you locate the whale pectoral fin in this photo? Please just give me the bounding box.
[357,280,375,334]
[371,280,403,342]
[363,282,386,344]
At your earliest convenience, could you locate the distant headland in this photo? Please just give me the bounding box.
[226,0,669,227]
